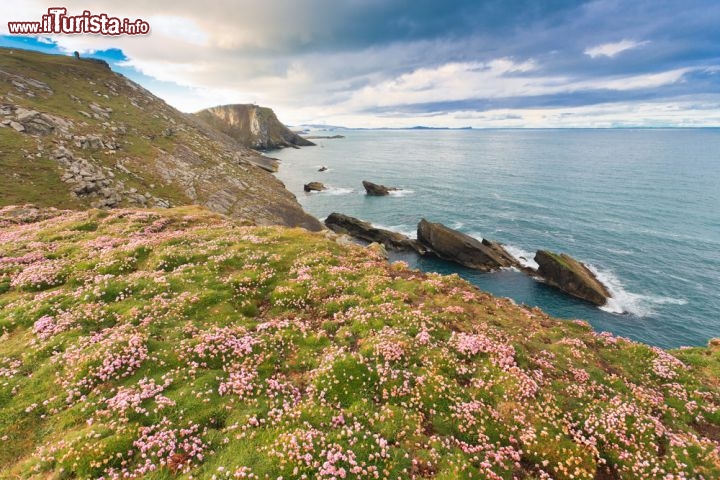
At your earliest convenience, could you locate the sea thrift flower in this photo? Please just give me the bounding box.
[132,419,207,475]
[10,260,65,290]
[103,378,174,416]
[32,313,75,340]
[651,347,686,380]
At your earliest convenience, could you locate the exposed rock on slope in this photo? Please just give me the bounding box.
[0,48,321,231]
[417,218,520,271]
[534,250,612,306]
[195,104,314,150]
[325,212,428,253]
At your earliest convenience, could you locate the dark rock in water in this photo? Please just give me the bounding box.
[304,182,326,192]
[416,219,519,271]
[326,213,429,254]
[534,250,611,306]
[318,166,328,172]
[362,180,398,196]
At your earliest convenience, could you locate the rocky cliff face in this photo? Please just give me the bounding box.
[195,104,314,150]
[0,48,321,231]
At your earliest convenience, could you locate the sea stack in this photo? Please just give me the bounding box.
[416,219,519,271]
[534,250,611,306]
[325,213,428,254]
[362,180,398,196]
[303,182,326,192]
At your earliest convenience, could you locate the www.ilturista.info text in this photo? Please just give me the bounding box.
[7,8,150,35]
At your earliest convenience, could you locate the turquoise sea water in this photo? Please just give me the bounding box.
[273,129,720,349]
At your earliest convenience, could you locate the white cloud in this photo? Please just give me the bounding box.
[318,97,720,129]
[584,39,649,58]
[1,2,717,127]
[343,61,691,112]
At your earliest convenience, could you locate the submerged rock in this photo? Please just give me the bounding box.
[325,213,428,254]
[416,219,519,271]
[304,182,326,192]
[318,166,328,172]
[362,180,398,196]
[534,250,611,306]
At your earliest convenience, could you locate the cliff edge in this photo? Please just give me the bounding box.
[195,104,315,150]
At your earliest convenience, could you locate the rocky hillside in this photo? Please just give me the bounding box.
[0,48,321,231]
[0,204,718,479]
[195,104,315,150]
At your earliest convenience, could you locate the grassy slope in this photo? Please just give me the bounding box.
[0,48,319,229]
[0,205,718,479]
[0,48,178,207]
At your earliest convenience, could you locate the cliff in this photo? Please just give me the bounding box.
[0,48,321,231]
[0,205,718,479]
[195,104,315,150]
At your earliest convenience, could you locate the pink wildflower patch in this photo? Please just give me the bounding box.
[451,332,516,370]
[131,419,207,475]
[651,347,686,380]
[10,260,65,290]
[32,313,75,340]
[103,378,174,417]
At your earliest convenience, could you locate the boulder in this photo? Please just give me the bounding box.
[534,250,611,306]
[325,213,429,254]
[416,219,519,271]
[304,182,326,192]
[246,155,280,173]
[362,180,397,196]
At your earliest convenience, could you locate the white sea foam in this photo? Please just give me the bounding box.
[323,187,354,196]
[505,245,539,270]
[466,231,484,241]
[374,223,416,238]
[605,248,634,256]
[587,264,688,317]
[388,189,414,197]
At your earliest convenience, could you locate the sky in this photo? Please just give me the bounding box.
[2,0,720,128]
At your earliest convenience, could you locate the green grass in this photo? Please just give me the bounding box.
[0,205,717,479]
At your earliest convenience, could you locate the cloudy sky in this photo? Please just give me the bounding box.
[2,0,720,127]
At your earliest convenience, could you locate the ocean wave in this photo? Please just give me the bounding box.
[587,265,688,317]
[324,187,355,196]
[504,245,539,270]
[466,231,485,241]
[388,189,414,197]
[605,248,634,255]
[374,223,416,238]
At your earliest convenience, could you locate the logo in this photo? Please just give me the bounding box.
[7,8,150,36]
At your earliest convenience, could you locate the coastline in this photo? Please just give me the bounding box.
[271,129,720,349]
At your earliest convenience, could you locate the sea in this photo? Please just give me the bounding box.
[272,129,720,349]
